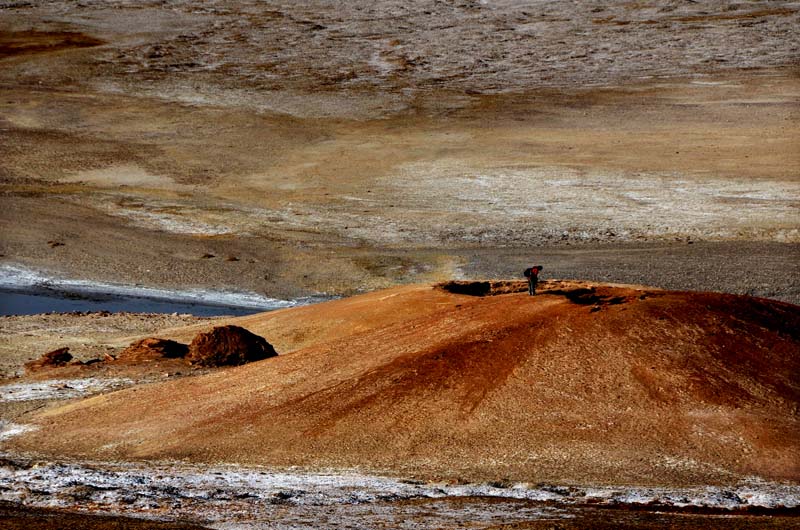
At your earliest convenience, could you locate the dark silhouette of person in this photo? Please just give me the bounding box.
[524,265,543,295]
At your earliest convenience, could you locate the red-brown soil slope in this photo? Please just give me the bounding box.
[155,282,477,352]
[9,282,800,486]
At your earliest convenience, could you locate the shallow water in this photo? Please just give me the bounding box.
[0,288,267,317]
[0,264,326,316]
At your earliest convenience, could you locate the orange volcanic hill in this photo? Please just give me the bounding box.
[10,281,800,486]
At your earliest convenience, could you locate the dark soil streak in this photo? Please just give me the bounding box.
[0,31,104,60]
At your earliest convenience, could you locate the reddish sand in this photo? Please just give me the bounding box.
[10,281,800,486]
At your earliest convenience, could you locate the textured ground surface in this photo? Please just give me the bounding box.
[1,2,799,527]
[3,499,799,530]
[7,282,799,487]
[0,311,217,379]
[1,0,798,301]
[1,460,799,530]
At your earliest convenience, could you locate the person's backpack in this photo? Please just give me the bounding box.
[523,267,533,278]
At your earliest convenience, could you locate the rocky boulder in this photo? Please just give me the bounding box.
[24,347,72,372]
[118,338,189,363]
[187,325,277,367]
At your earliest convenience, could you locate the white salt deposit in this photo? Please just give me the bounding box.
[0,422,37,441]
[0,455,797,529]
[0,378,134,402]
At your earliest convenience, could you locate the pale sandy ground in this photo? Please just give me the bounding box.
[0,311,217,379]
[1,1,799,301]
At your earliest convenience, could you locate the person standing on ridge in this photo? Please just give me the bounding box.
[524,265,543,295]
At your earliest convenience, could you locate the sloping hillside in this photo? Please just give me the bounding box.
[9,282,800,486]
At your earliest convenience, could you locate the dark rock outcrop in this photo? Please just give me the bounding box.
[118,338,189,363]
[436,280,527,296]
[187,325,277,367]
[24,347,72,372]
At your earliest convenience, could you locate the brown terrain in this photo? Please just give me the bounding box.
[0,1,799,301]
[0,311,218,380]
[1,1,799,527]
[8,281,799,487]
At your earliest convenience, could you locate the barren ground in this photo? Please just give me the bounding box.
[1,1,799,528]
[9,282,800,485]
[1,282,799,528]
[0,0,798,300]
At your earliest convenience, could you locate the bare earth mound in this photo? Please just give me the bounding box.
[23,347,73,372]
[186,325,277,367]
[9,282,799,486]
[117,338,188,363]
